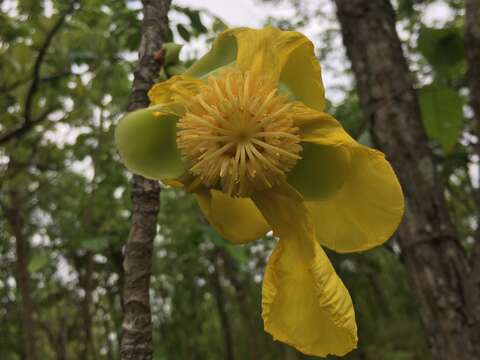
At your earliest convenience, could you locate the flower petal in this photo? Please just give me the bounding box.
[292,102,353,145]
[196,189,270,244]
[234,27,325,110]
[290,105,404,253]
[115,106,186,179]
[185,29,240,78]
[148,75,203,106]
[278,37,325,111]
[252,183,358,356]
[186,27,325,109]
[306,146,404,253]
[288,142,350,200]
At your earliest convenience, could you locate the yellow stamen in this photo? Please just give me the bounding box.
[177,68,302,197]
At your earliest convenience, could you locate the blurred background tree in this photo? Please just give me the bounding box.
[0,0,478,359]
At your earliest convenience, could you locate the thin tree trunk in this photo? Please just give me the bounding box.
[333,1,480,359]
[219,249,258,360]
[80,254,95,360]
[120,1,171,359]
[211,254,235,360]
[465,0,480,289]
[58,315,68,360]
[6,189,36,360]
[465,0,480,347]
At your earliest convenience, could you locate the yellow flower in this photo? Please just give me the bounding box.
[115,27,404,357]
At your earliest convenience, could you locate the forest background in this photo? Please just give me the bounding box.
[1,0,480,359]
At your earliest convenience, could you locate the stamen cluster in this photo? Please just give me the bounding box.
[177,69,301,197]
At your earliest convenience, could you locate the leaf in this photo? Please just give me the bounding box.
[185,9,207,34]
[28,251,50,272]
[417,26,465,78]
[176,24,191,42]
[80,237,110,252]
[418,84,464,153]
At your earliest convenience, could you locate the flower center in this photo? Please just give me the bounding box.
[177,69,302,197]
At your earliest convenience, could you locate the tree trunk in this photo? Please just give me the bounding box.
[211,254,235,360]
[6,189,37,360]
[333,1,480,359]
[120,1,171,359]
[465,0,480,346]
[219,249,259,359]
[465,0,480,282]
[80,254,95,360]
[466,0,480,128]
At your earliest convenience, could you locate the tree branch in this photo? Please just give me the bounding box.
[24,3,77,123]
[0,70,72,94]
[0,3,77,145]
[0,106,57,145]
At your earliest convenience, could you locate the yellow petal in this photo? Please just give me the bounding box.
[278,37,325,111]
[115,106,186,179]
[234,27,325,110]
[148,74,203,106]
[306,146,404,253]
[292,102,354,145]
[252,183,358,357]
[186,27,325,109]
[288,142,350,200]
[291,104,404,252]
[196,189,270,244]
[185,28,240,78]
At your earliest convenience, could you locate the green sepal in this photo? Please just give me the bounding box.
[115,105,186,179]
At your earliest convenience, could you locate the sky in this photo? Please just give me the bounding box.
[176,0,274,27]
[174,0,453,27]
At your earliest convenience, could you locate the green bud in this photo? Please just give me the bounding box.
[163,42,183,65]
[115,106,186,179]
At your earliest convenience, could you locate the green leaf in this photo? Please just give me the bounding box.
[418,84,464,152]
[28,251,50,272]
[417,26,465,78]
[176,24,191,42]
[80,237,110,252]
[185,10,207,34]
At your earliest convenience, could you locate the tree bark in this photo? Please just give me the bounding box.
[6,190,37,360]
[211,253,235,360]
[334,1,480,359]
[79,254,95,360]
[120,1,171,359]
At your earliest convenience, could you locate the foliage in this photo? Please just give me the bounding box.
[418,83,464,152]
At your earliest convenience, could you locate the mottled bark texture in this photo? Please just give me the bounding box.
[334,1,480,359]
[120,1,171,359]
